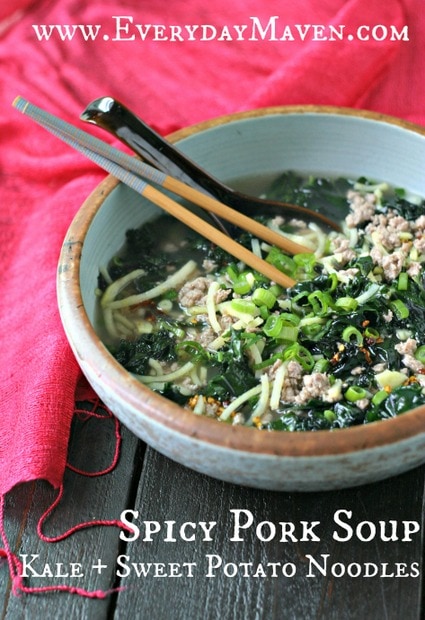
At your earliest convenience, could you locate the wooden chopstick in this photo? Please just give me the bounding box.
[161,177,310,256]
[12,97,303,288]
[13,97,311,257]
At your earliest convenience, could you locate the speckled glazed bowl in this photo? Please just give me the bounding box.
[58,106,425,491]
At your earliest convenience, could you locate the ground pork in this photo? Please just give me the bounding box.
[370,247,405,280]
[407,262,421,277]
[187,314,236,348]
[395,338,424,373]
[395,338,418,356]
[294,372,331,405]
[366,211,411,251]
[413,215,425,231]
[345,190,376,227]
[413,236,425,254]
[331,236,356,265]
[280,361,304,402]
[178,277,211,307]
[335,268,359,280]
[178,277,230,307]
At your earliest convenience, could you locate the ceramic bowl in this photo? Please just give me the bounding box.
[57,106,425,491]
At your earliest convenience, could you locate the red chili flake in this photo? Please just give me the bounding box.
[330,352,341,365]
[360,347,372,364]
[406,376,419,383]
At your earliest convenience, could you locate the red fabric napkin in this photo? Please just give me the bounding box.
[0,0,424,498]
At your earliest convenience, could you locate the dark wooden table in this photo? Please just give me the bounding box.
[1,405,424,619]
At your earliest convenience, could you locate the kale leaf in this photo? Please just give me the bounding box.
[376,195,425,221]
[111,330,177,375]
[202,359,258,401]
[367,383,425,421]
[98,218,190,291]
[201,329,258,400]
[266,171,352,222]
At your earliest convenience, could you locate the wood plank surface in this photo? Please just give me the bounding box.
[0,407,424,620]
[112,449,425,620]
[0,410,141,619]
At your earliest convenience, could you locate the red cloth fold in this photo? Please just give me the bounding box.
[0,0,424,496]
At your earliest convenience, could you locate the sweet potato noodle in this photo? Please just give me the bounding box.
[96,172,425,431]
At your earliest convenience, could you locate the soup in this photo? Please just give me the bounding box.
[95,172,425,431]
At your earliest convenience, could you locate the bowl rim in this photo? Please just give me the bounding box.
[57,104,425,458]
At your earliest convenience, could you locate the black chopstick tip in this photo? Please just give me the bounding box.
[80,96,115,121]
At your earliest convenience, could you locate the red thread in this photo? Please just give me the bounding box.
[67,399,122,477]
[36,483,130,543]
[36,399,132,543]
[0,398,131,599]
[0,495,125,598]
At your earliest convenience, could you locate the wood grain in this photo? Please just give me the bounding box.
[113,449,424,620]
[0,407,423,619]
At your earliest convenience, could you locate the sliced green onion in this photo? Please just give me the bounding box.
[364,327,380,340]
[299,316,326,338]
[266,247,295,275]
[324,409,336,422]
[313,358,329,373]
[279,312,301,326]
[263,312,300,340]
[292,290,311,306]
[342,326,363,345]
[263,315,284,338]
[252,287,277,309]
[157,298,173,312]
[269,284,283,298]
[111,255,123,267]
[225,264,240,283]
[157,320,186,339]
[282,343,314,371]
[279,325,299,343]
[293,253,317,276]
[397,272,409,291]
[334,296,358,312]
[307,291,332,316]
[253,353,281,371]
[299,316,325,327]
[345,386,368,402]
[258,305,271,321]
[414,345,425,364]
[390,299,409,320]
[230,299,259,316]
[371,389,389,406]
[293,253,316,266]
[327,273,338,292]
[233,278,252,295]
[301,323,326,338]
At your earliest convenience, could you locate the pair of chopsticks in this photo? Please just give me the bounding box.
[12,96,310,288]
